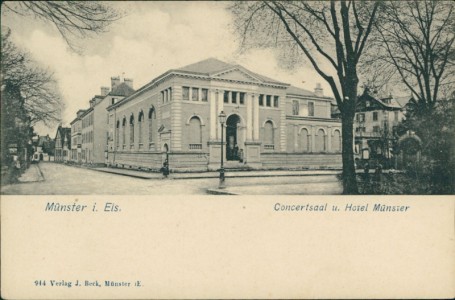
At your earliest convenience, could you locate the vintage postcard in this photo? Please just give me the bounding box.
[1,1,454,299]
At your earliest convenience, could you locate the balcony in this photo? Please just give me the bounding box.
[189,143,202,150]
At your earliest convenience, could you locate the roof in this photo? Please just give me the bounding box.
[177,58,234,74]
[286,85,316,97]
[108,58,290,110]
[55,126,71,148]
[394,96,412,108]
[109,82,135,97]
[175,58,286,85]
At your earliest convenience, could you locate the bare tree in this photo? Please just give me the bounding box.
[230,1,380,194]
[2,1,122,52]
[1,27,63,126]
[372,1,455,114]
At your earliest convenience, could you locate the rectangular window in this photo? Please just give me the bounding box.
[373,126,380,132]
[394,111,399,121]
[358,113,365,122]
[373,112,378,121]
[292,100,299,115]
[161,91,165,103]
[259,95,264,106]
[192,88,199,101]
[111,98,115,105]
[308,102,314,116]
[224,91,229,103]
[232,92,237,104]
[182,87,190,101]
[266,95,271,107]
[239,93,245,105]
[273,96,279,107]
[201,89,208,101]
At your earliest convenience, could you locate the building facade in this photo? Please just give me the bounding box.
[54,126,71,162]
[70,110,85,163]
[106,58,342,171]
[353,90,407,165]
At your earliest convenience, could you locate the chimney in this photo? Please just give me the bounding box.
[314,83,323,97]
[124,78,133,89]
[111,76,120,90]
[101,86,110,96]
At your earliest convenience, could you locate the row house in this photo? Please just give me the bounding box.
[70,77,135,164]
[54,125,71,162]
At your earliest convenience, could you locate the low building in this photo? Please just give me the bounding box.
[54,126,71,162]
[105,58,342,171]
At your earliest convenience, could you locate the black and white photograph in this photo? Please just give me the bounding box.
[1,1,454,299]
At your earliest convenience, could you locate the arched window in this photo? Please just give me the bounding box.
[129,115,135,145]
[122,117,127,148]
[332,130,341,152]
[148,107,155,145]
[116,120,120,148]
[264,121,274,150]
[300,128,310,152]
[316,129,326,152]
[188,116,202,149]
[138,111,144,145]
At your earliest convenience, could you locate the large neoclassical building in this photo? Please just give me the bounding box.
[106,58,342,171]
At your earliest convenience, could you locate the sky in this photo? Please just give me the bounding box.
[2,1,330,136]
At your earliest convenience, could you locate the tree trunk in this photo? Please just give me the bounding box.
[341,107,359,194]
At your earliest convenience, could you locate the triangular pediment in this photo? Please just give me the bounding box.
[212,67,262,83]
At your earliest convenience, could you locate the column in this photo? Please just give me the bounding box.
[253,93,260,140]
[209,89,217,140]
[246,93,253,140]
[217,89,224,140]
[228,91,232,104]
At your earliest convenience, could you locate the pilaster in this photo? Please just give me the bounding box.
[246,92,253,140]
[279,95,286,151]
[171,86,182,150]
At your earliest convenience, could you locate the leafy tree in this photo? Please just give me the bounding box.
[230,1,380,194]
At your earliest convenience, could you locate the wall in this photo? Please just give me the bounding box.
[261,152,342,169]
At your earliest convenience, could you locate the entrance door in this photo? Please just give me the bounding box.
[226,114,240,161]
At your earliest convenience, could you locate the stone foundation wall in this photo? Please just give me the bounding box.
[261,152,342,169]
[109,151,163,170]
[108,151,210,172]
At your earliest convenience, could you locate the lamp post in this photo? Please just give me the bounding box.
[218,111,226,188]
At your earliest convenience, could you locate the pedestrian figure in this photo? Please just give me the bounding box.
[160,159,169,178]
[363,162,370,193]
[373,163,383,194]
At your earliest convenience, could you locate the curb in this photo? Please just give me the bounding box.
[206,188,239,195]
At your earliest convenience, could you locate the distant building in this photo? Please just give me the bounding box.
[75,77,135,164]
[353,90,409,165]
[70,110,86,163]
[54,126,71,162]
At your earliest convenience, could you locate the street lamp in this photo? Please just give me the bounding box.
[218,110,226,188]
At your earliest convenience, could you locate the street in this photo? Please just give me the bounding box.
[1,162,342,195]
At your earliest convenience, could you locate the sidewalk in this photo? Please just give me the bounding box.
[93,167,343,180]
[17,164,45,183]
